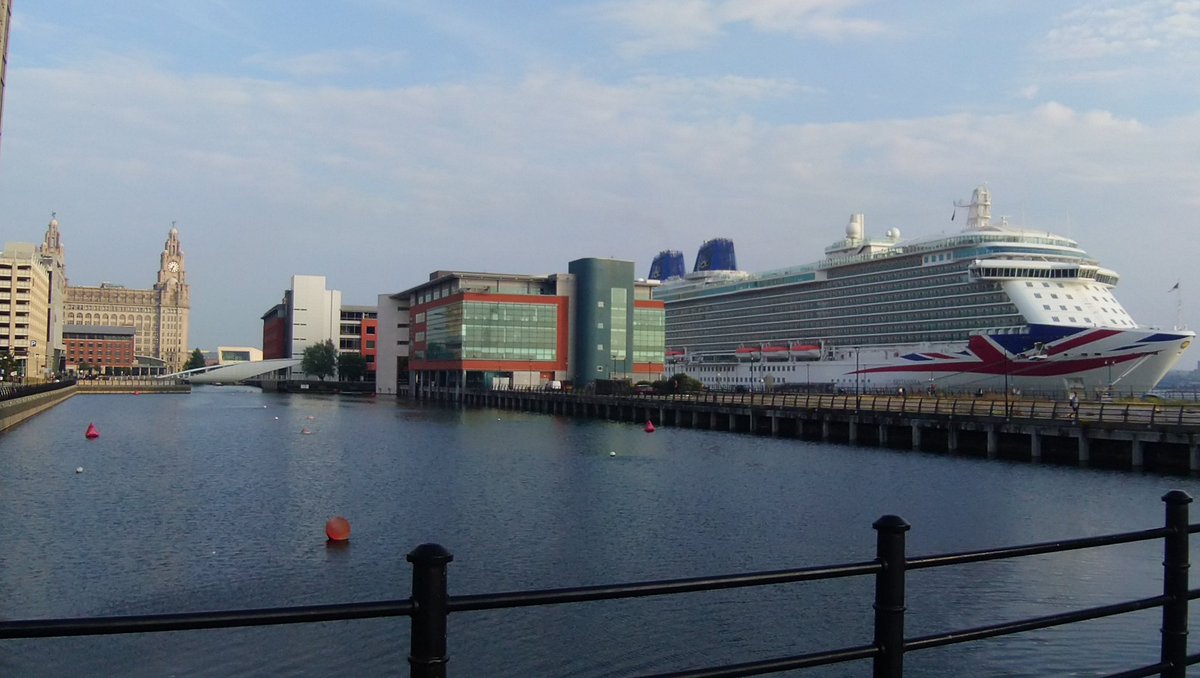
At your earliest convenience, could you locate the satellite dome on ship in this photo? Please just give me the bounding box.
[693,238,737,272]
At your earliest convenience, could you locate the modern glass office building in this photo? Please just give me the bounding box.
[389,258,664,395]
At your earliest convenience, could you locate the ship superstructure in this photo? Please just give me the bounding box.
[654,187,1192,395]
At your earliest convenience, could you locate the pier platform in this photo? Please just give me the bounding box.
[442,389,1200,474]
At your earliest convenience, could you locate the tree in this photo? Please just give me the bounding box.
[655,372,704,394]
[301,340,338,381]
[183,348,207,371]
[337,351,368,382]
[0,351,19,381]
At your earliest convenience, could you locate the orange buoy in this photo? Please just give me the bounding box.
[85,423,100,440]
[325,516,351,541]
[645,420,656,433]
[301,427,313,435]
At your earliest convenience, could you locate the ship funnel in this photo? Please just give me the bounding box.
[693,238,737,272]
[648,250,686,280]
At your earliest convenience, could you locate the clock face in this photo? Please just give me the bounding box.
[167,261,179,272]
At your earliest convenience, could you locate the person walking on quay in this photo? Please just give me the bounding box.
[1069,391,1079,420]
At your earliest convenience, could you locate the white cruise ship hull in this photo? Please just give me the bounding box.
[668,326,1193,396]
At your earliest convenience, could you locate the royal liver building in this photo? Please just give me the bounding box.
[64,225,191,371]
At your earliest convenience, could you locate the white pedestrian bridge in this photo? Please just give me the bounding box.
[161,359,302,384]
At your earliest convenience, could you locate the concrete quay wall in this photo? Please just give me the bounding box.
[0,385,78,433]
[438,389,1200,475]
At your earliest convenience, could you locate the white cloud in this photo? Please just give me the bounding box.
[592,0,725,56]
[592,0,886,56]
[1041,0,1200,60]
[246,49,408,79]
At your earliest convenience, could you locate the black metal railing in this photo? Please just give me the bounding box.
[2,492,1196,677]
[0,378,76,402]
[480,386,1200,429]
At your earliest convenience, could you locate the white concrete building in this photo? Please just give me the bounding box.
[375,292,411,395]
[289,274,341,377]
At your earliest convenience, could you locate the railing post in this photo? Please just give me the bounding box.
[873,515,910,678]
[1161,491,1191,678]
[407,543,454,678]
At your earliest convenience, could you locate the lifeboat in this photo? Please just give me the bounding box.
[789,343,822,361]
[763,346,790,361]
[734,347,762,362]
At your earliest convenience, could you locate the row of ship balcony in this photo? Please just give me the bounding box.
[666,344,824,364]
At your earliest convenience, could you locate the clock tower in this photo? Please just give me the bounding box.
[62,224,194,372]
[157,224,187,290]
[154,225,190,369]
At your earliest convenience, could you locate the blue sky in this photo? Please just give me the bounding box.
[2,1,1199,355]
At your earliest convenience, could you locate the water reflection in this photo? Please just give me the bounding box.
[1,386,1198,676]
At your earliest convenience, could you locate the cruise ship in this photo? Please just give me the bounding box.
[653,187,1193,395]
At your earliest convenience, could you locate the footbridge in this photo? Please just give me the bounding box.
[162,359,301,384]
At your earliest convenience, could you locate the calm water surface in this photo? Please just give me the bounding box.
[2,386,1199,677]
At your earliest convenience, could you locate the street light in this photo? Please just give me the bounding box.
[854,348,860,396]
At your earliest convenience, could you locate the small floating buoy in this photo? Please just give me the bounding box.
[132,391,141,396]
[274,416,279,420]
[610,450,617,457]
[301,427,313,435]
[85,423,100,440]
[325,516,351,541]
[75,466,84,474]
[645,420,656,433]
[306,415,315,420]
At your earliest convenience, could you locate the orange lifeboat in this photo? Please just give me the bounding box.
[734,347,762,362]
[763,346,790,361]
[789,344,822,361]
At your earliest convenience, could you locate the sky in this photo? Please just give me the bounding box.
[1,1,1199,356]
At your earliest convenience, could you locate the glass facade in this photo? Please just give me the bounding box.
[424,301,558,362]
[610,287,627,361]
[633,306,664,365]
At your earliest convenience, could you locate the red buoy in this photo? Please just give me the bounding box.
[85,423,100,440]
[325,516,351,541]
[645,420,656,433]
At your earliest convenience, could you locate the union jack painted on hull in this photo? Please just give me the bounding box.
[856,329,1186,390]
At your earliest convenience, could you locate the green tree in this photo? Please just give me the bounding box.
[183,348,207,371]
[337,351,368,382]
[660,372,703,394]
[301,340,338,381]
[0,351,19,381]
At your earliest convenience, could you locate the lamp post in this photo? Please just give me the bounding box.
[853,348,863,412]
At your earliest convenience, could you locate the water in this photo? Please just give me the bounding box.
[2,386,1199,676]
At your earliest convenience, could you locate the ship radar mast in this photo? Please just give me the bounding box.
[956,185,992,231]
